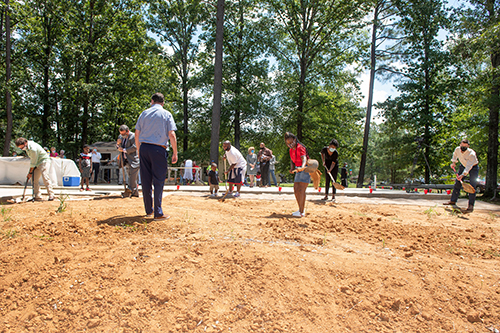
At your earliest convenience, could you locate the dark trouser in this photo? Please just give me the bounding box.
[92,163,100,185]
[325,165,339,196]
[139,143,168,218]
[261,161,270,186]
[127,165,139,194]
[451,164,478,207]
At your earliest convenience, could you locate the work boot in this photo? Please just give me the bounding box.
[462,205,474,214]
[443,201,456,206]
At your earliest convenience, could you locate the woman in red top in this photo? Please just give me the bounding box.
[285,132,309,217]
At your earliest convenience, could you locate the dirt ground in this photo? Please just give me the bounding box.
[0,193,499,333]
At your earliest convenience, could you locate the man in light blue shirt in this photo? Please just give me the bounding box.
[135,93,178,220]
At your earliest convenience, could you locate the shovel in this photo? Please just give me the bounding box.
[219,158,230,202]
[456,173,475,194]
[328,171,345,190]
[451,166,474,194]
[17,168,36,204]
[120,154,132,198]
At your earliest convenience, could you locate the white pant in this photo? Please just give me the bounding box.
[33,161,54,199]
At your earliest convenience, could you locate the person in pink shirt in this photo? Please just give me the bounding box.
[49,147,58,158]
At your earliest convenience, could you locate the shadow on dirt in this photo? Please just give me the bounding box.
[264,212,293,219]
[92,194,126,201]
[443,207,470,220]
[97,215,152,227]
[310,199,337,207]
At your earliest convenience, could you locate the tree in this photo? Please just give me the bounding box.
[2,0,12,156]
[379,0,452,184]
[358,0,402,187]
[210,0,225,163]
[16,0,67,146]
[148,0,208,152]
[452,0,500,196]
[200,0,273,151]
[265,0,369,141]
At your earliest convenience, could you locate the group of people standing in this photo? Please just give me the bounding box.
[13,92,478,217]
[245,143,277,188]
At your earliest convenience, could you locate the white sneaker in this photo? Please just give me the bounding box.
[292,210,304,217]
[210,193,215,197]
[214,192,218,197]
[233,192,240,197]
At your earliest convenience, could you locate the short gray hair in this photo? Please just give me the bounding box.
[119,125,129,132]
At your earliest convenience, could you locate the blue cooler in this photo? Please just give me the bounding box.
[63,176,80,187]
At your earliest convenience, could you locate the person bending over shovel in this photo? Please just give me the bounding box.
[285,132,321,218]
[15,137,55,201]
[117,124,140,197]
[320,138,339,201]
[443,139,478,214]
[222,141,247,198]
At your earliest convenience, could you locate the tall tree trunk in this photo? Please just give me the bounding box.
[357,3,380,188]
[182,61,189,152]
[234,2,243,150]
[41,11,52,146]
[42,60,51,146]
[423,34,431,184]
[210,0,225,163]
[82,0,95,146]
[55,92,61,145]
[484,0,499,197]
[3,0,12,156]
[424,84,430,183]
[297,61,306,141]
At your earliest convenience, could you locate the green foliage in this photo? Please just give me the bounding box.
[56,194,69,213]
[2,229,18,239]
[260,0,369,178]
[448,0,500,188]
[148,0,211,153]
[376,0,454,183]
[1,0,496,185]
[3,0,177,159]
[1,205,13,222]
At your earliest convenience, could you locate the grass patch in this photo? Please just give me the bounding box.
[423,205,440,218]
[2,229,18,239]
[484,249,500,257]
[34,235,54,241]
[1,205,13,222]
[57,194,69,213]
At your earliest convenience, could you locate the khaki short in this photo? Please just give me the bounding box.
[210,184,219,192]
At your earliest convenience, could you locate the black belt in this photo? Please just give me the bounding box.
[143,143,166,149]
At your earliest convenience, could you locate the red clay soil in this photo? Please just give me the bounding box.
[0,194,499,332]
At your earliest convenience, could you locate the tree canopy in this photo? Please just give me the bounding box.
[1,0,498,191]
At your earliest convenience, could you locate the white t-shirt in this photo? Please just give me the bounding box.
[225,146,247,169]
[91,151,102,163]
[451,147,478,174]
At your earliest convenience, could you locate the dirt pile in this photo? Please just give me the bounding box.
[0,195,499,332]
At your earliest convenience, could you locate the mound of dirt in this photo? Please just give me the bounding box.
[0,194,499,332]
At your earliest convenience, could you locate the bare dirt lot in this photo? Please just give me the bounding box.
[0,194,499,332]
